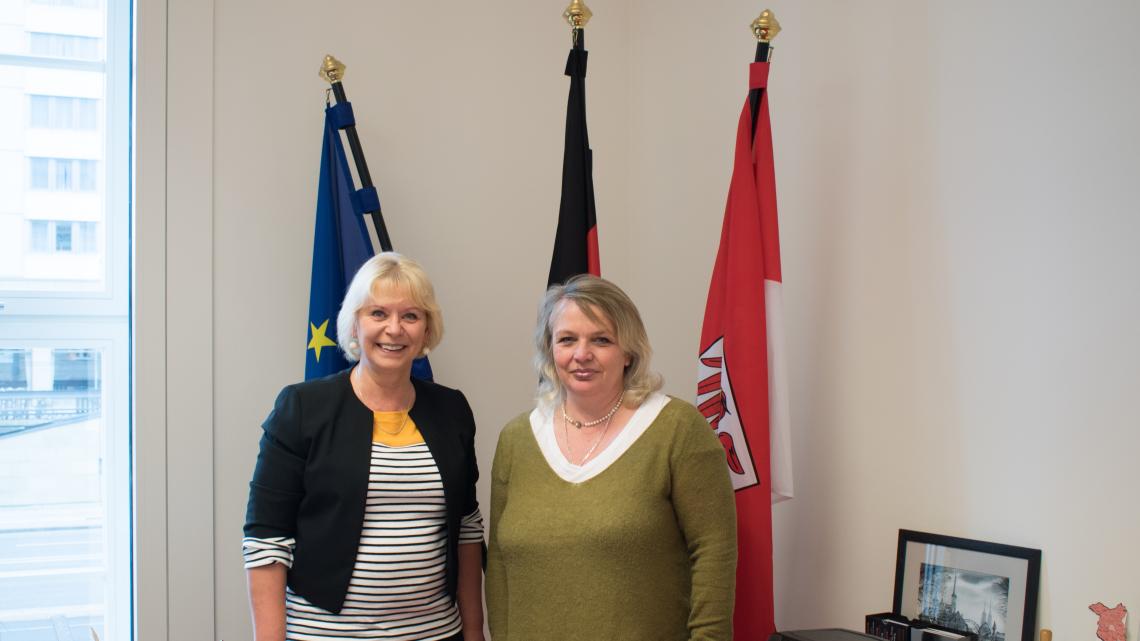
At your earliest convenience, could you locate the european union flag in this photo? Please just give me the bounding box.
[305,103,433,381]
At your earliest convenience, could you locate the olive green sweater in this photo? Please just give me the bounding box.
[486,396,737,641]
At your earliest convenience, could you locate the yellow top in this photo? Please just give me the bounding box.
[372,410,424,447]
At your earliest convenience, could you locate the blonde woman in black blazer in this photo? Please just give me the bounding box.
[244,253,484,641]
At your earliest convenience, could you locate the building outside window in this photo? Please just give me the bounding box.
[29,158,49,188]
[54,221,73,251]
[28,221,50,252]
[28,221,100,254]
[0,350,30,392]
[52,350,100,391]
[29,157,99,192]
[77,220,97,252]
[29,32,102,60]
[29,95,98,130]
[30,0,100,7]
[0,0,131,638]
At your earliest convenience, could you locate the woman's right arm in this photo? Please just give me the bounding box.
[242,536,295,641]
[248,564,288,641]
[244,386,308,641]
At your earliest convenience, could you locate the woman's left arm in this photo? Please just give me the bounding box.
[458,541,486,641]
[671,406,739,641]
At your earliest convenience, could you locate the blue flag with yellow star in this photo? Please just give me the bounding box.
[305,103,433,381]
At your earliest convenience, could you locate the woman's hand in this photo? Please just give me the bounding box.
[457,542,486,641]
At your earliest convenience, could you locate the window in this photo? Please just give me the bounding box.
[30,220,50,252]
[56,158,74,189]
[28,157,98,191]
[28,95,98,130]
[27,221,99,254]
[80,159,97,190]
[78,221,97,252]
[29,33,102,61]
[31,0,100,7]
[55,222,73,251]
[0,350,30,391]
[30,157,49,188]
[53,349,100,391]
[2,0,130,638]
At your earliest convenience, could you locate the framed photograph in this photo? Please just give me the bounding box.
[893,530,1041,641]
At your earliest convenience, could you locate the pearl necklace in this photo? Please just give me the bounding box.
[563,404,618,466]
[561,390,626,429]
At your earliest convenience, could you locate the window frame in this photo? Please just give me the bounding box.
[0,0,134,637]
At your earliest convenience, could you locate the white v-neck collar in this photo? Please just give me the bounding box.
[530,392,670,483]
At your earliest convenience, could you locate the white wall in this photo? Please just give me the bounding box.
[752,4,1140,640]
[139,1,1140,640]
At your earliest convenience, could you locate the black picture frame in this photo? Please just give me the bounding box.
[892,530,1041,641]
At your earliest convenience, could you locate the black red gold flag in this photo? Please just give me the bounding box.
[547,35,600,287]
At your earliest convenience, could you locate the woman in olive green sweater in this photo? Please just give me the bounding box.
[486,275,737,640]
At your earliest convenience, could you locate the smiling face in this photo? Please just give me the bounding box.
[353,284,428,377]
[550,300,630,404]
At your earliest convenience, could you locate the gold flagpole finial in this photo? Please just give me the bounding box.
[563,0,592,29]
[751,9,781,42]
[319,55,346,84]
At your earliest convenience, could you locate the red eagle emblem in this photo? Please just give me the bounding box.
[696,337,759,491]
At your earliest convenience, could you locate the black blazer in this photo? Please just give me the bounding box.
[244,369,480,613]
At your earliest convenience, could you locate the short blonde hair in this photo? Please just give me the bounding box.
[336,252,444,361]
[534,275,663,405]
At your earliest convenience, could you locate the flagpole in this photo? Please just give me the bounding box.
[319,55,394,252]
[748,9,781,137]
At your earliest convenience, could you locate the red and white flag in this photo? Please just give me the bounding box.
[696,60,793,640]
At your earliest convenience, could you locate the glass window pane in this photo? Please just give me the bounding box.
[29,33,50,56]
[0,342,111,639]
[29,95,49,128]
[53,349,100,390]
[29,158,49,189]
[77,222,97,253]
[54,159,74,190]
[79,160,97,191]
[29,221,50,252]
[8,90,110,294]
[55,222,73,252]
[78,37,98,60]
[1,0,127,632]
[31,0,102,7]
[27,34,103,61]
[78,99,97,129]
[54,97,73,128]
[0,350,30,390]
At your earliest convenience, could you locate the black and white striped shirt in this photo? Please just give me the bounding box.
[244,439,483,641]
